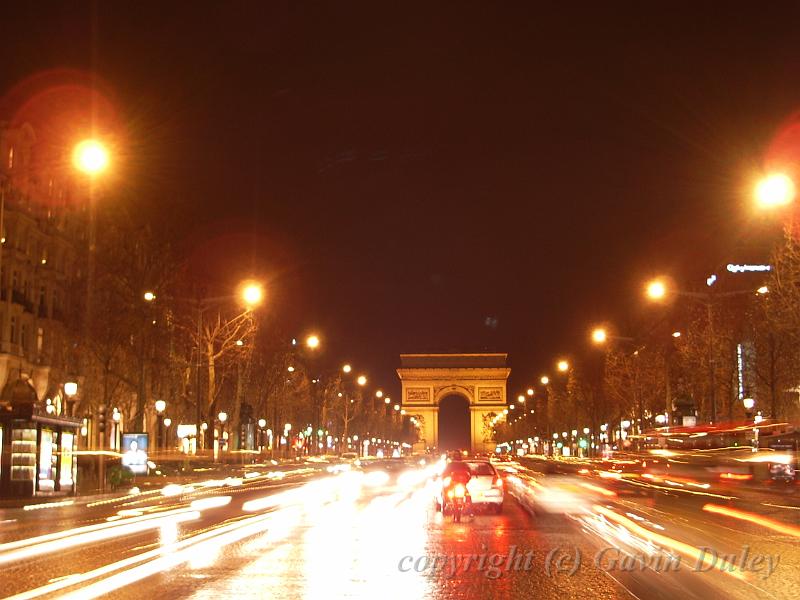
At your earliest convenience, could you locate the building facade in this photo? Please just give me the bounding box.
[0,121,86,497]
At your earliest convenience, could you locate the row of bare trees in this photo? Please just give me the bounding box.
[67,204,408,451]
[498,232,800,445]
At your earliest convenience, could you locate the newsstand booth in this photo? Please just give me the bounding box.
[0,379,81,498]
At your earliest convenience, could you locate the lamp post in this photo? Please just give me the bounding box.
[257,418,266,453]
[72,140,110,443]
[645,278,765,424]
[155,399,166,451]
[163,418,172,451]
[189,281,263,453]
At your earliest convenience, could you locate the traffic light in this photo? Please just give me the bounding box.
[97,404,107,435]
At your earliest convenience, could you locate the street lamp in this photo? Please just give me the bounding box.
[645,279,667,300]
[155,400,166,451]
[591,327,608,344]
[526,388,534,397]
[73,139,110,175]
[557,360,569,373]
[755,173,795,209]
[342,364,352,373]
[517,395,525,404]
[241,282,264,307]
[540,376,549,385]
[143,291,156,302]
[375,390,383,398]
[217,411,228,457]
[306,334,320,349]
[357,375,367,386]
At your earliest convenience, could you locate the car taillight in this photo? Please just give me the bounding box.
[454,484,466,498]
[492,476,503,488]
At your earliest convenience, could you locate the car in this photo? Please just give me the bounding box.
[433,460,504,514]
[465,460,505,513]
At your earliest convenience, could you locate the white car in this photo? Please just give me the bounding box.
[465,461,505,513]
[434,460,504,514]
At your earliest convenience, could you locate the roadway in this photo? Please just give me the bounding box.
[0,457,797,599]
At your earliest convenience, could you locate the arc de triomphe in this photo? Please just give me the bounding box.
[397,353,510,453]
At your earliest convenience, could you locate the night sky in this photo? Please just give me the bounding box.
[3,2,800,396]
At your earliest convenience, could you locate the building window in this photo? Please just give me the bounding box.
[36,327,43,355]
[7,147,13,169]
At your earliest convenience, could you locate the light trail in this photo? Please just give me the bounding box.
[703,503,800,538]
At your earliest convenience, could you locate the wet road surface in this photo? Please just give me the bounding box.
[0,459,798,599]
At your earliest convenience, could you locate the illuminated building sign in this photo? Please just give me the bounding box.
[726,264,771,273]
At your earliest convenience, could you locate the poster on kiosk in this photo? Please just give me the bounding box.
[121,433,149,475]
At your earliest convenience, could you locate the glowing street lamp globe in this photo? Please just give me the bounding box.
[646,279,667,300]
[241,283,264,307]
[306,335,320,349]
[755,173,795,209]
[357,375,367,386]
[591,327,607,344]
[73,139,109,175]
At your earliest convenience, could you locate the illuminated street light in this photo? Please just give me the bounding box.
[155,399,166,414]
[393,404,400,411]
[591,327,607,344]
[557,360,569,373]
[218,412,228,423]
[517,394,525,404]
[143,291,156,302]
[342,364,352,373]
[375,390,384,398]
[64,382,78,397]
[73,139,110,175]
[540,375,549,385]
[241,282,264,307]
[743,398,756,411]
[287,366,295,373]
[306,334,320,349]
[526,388,534,397]
[755,173,795,209]
[357,375,367,386]
[384,397,391,404]
[646,279,667,300]
[163,418,172,427]
[258,418,266,428]
[757,286,769,295]
[672,331,681,338]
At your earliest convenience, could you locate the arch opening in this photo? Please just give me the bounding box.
[438,395,470,451]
